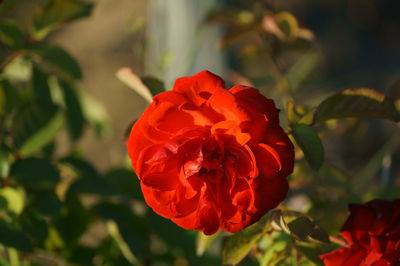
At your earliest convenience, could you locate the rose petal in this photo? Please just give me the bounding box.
[199,205,220,235]
[141,184,177,218]
[364,250,384,265]
[173,70,226,106]
[211,120,251,145]
[253,175,289,213]
[260,125,295,177]
[340,204,376,243]
[320,245,366,266]
[208,88,250,123]
[230,85,279,123]
[148,102,194,133]
[253,143,282,178]
[172,210,199,230]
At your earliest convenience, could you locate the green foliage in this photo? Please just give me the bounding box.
[0,187,25,215]
[32,64,52,103]
[292,123,324,170]
[222,212,273,265]
[104,168,143,200]
[0,80,20,115]
[59,81,86,140]
[141,76,166,96]
[61,157,117,196]
[10,158,60,190]
[222,209,332,265]
[0,19,25,49]
[314,88,400,123]
[287,216,315,241]
[11,103,64,156]
[20,211,49,246]
[54,193,89,248]
[0,221,33,252]
[33,0,94,40]
[25,45,82,80]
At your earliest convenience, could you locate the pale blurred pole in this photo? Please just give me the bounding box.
[145,0,224,88]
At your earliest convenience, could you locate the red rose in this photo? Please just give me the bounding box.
[320,199,400,266]
[126,70,294,235]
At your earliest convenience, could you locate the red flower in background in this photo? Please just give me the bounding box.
[320,199,400,266]
[126,70,294,235]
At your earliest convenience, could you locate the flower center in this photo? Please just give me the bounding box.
[201,137,224,170]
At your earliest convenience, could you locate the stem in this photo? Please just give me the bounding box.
[329,235,347,246]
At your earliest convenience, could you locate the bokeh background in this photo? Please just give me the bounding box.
[0,0,399,265]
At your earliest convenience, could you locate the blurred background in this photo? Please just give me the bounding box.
[0,0,399,265]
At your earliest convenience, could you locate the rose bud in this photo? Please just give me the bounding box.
[126,70,294,235]
[320,198,400,265]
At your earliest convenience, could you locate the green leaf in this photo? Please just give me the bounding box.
[59,80,85,140]
[66,245,97,266]
[54,193,89,247]
[314,88,400,123]
[222,211,275,265]
[0,255,11,266]
[0,187,25,215]
[309,226,330,244]
[20,211,48,246]
[32,64,53,103]
[147,210,196,258]
[61,157,116,196]
[141,76,165,96]
[33,0,94,39]
[0,19,25,49]
[104,168,142,200]
[12,103,64,156]
[0,221,33,251]
[292,123,324,170]
[0,79,20,115]
[2,56,31,82]
[25,44,82,80]
[10,158,60,190]
[30,191,63,215]
[287,216,314,241]
[45,226,65,250]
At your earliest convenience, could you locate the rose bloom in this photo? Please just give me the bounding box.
[320,199,400,266]
[126,70,294,235]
